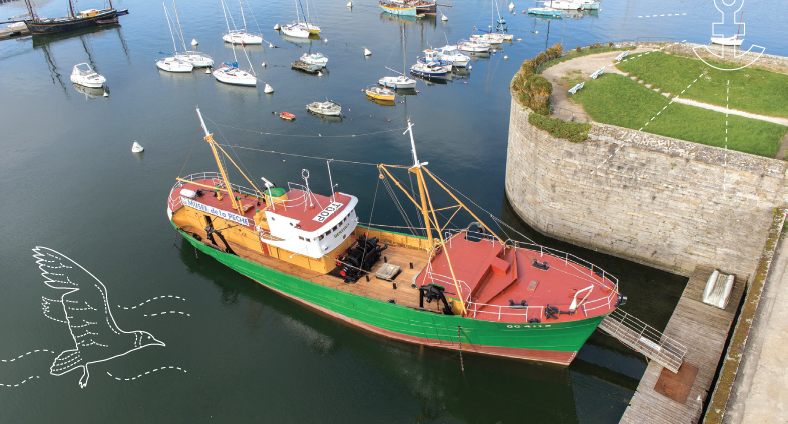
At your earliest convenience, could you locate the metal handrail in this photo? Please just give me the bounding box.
[465,302,545,322]
[598,308,687,373]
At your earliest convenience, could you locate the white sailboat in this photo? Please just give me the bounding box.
[283,0,320,38]
[711,11,744,46]
[222,0,263,45]
[169,0,214,67]
[157,5,194,73]
[379,24,416,89]
[214,37,258,86]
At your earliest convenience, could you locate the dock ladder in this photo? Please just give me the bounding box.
[597,309,687,373]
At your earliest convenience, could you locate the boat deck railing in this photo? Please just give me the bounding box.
[423,269,471,304]
[466,301,545,322]
[597,308,687,373]
[168,172,260,213]
[443,229,619,293]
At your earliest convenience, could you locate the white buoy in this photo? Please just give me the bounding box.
[103,91,109,97]
[441,14,448,21]
[323,38,328,43]
[318,71,322,76]
[205,68,211,74]
[535,30,539,34]
[364,47,371,56]
[517,38,522,42]
[274,23,281,30]
[468,65,472,71]
[131,141,144,153]
[347,1,352,7]
[269,43,274,48]
[509,2,515,10]
[264,84,274,94]
[504,55,508,60]
[261,62,267,68]
[191,38,198,46]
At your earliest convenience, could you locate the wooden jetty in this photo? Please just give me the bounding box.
[0,25,29,41]
[617,267,746,423]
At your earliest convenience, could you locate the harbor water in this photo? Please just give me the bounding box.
[1,0,785,422]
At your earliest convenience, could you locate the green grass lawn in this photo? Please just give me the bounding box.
[616,52,788,118]
[571,73,788,158]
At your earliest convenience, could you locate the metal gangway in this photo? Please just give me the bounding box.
[598,309,687,373]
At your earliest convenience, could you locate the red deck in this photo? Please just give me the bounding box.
[422,233,618,324]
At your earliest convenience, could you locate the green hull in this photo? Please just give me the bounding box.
[178,226,607,364]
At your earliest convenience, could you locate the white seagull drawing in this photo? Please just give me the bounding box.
[33,247,165,388]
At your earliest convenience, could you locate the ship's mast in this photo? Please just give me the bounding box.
[68,0,76,18]
[403,120,468,314]
[23,0,38,21]
[196,108,243,214]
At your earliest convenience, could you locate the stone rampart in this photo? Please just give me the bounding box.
[505,97,788,277]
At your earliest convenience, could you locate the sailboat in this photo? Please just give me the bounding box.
[168,110,625,365]
[156,4,193,73]
[528,1,565,17]
[283,0,321,38]
[379,24,417,89]
[170,0,214,67]
[214,37,257,86]
[222,0,264,45]
[470,0,513,44]
[711,11,744,46]
[22,0,120,35]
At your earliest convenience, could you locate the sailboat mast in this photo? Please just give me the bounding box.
[221,0,231,34]
[68,0,76,18]
[240,0,248,30]
[171,0,188,52]
[196,108,243,214]
[163,5,179,53]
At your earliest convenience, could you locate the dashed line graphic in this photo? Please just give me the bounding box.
[106,366,187,381]
[143,311,191,317]
[0,375,39,387]
[118,295,186,310]
[639,72,704,131]
[638,13,687,18]
[726,80,729,144]
[1,349,55,362]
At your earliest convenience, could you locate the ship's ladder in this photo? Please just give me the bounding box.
[597,309,687,373]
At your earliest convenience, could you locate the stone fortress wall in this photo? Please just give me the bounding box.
[505,95,788,278]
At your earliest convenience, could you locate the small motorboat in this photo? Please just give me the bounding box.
[457,39,491,53]
[365,86,395,101]
[213,62,257,86]
[410,61,451,79]
[379,75,417,89]
[70,63,106,88]
[223,30,263,44]
[175,51,214,68]
[300,52,328,67]
[577,0,599,10]
[527,7,564,17]
[435,45,471,67]
[156,56,194,73]
[306,100,342,116]
[470,32,506,44]
[539,0,581,10]
[710,35,743,46]
[292,60,322,73]
[280,112,296,121]
[282,22,310,38]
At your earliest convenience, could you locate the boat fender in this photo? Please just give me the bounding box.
[528,318,541,324]
[196,189,204,197]
[616,295,628,307]
[388,299,396,304]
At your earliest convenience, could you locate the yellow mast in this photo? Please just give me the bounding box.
[403,119,467,315]
[196,107,242,214]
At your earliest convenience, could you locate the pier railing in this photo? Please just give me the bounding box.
[597,308,687,373]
